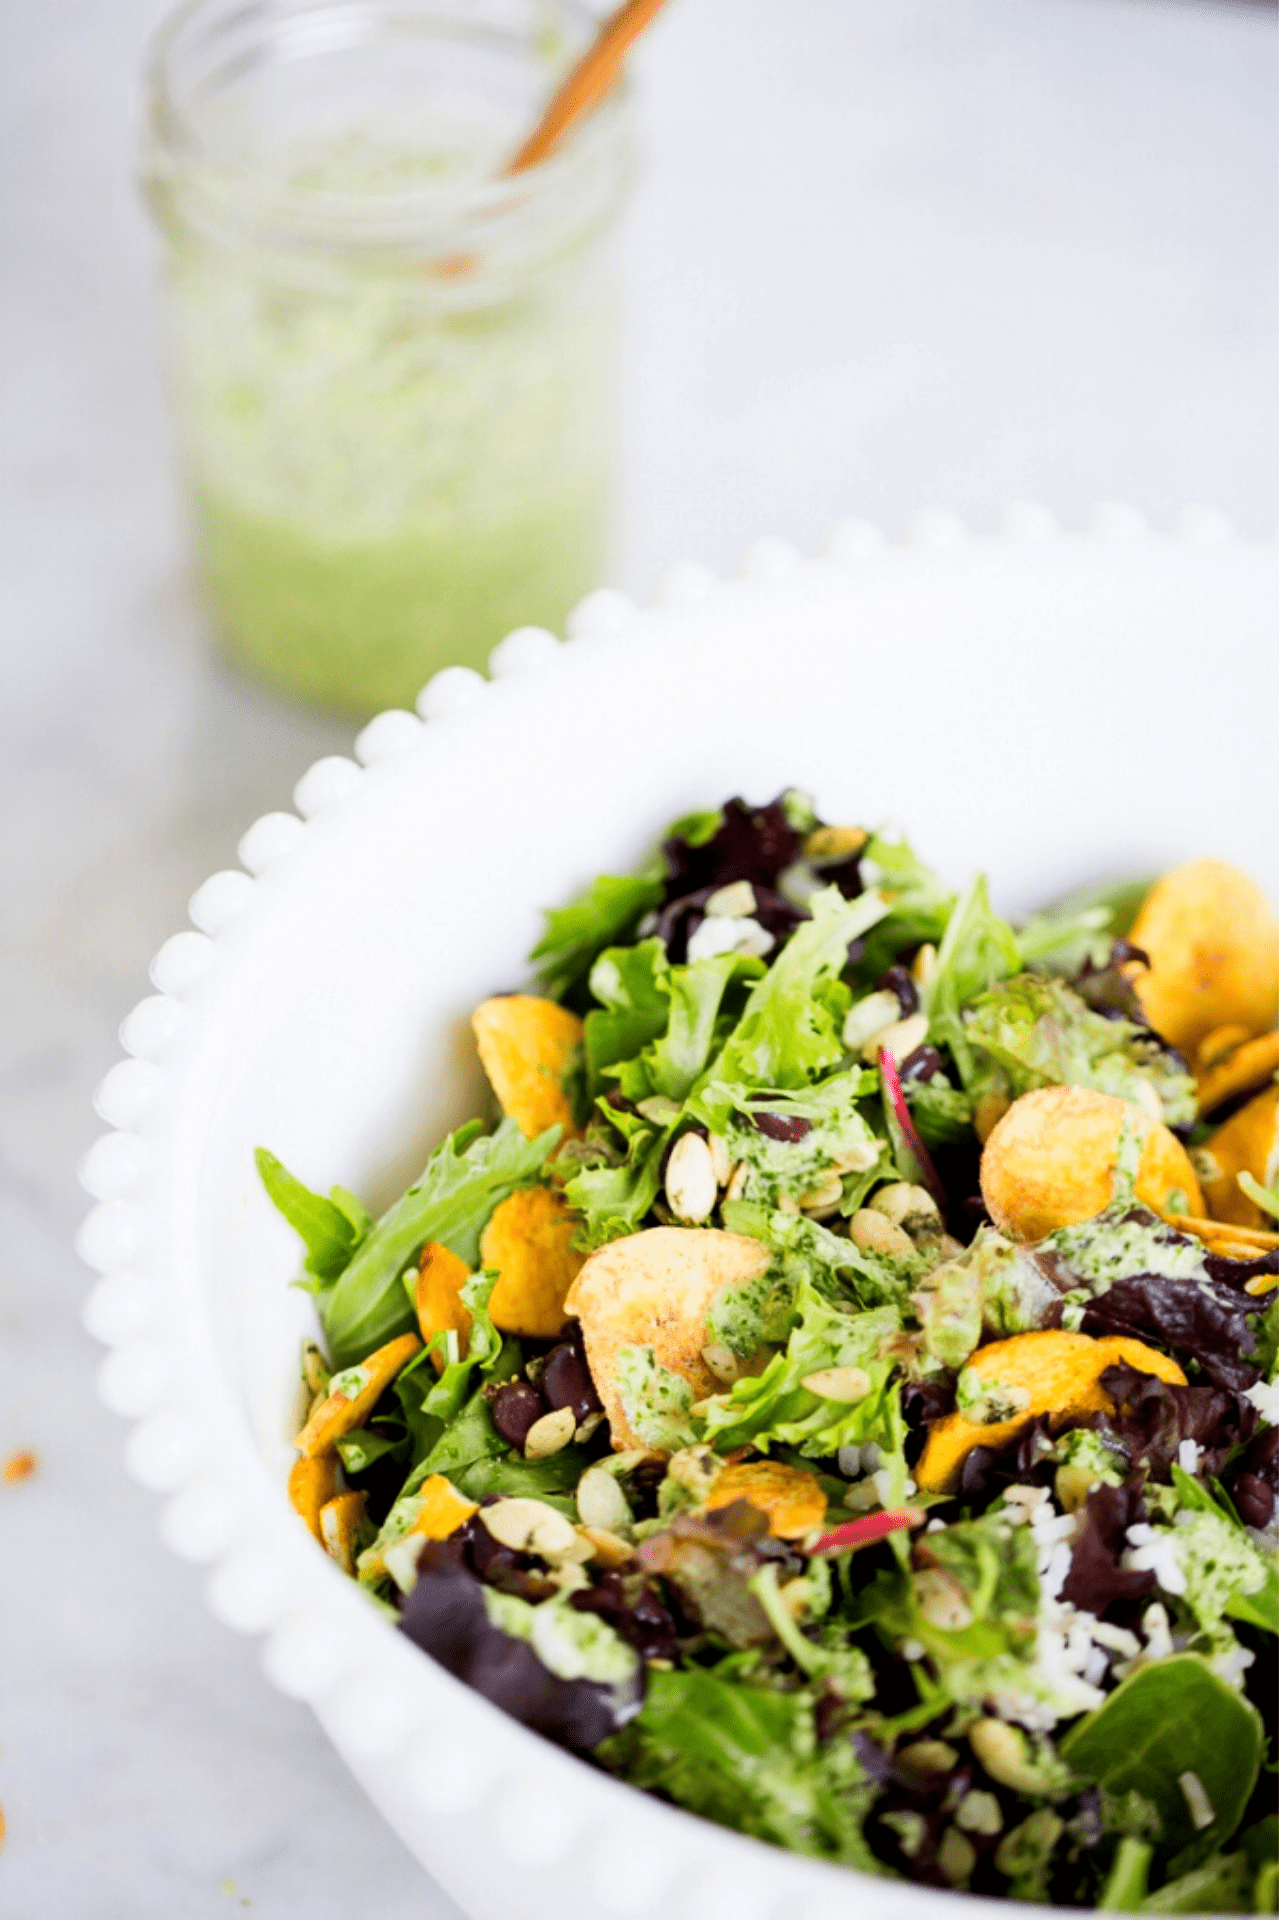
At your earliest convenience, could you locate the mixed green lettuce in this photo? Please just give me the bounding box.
[257,794,1278,1913]
[963,973,1196,1126]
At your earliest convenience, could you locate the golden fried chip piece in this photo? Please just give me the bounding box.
[288,1453,339,1543]
[917,1331,1186,1493]
[480,1184,585,1339]
[1195,1024,1253,1073]
[295,1331,421,1456]
[1200,1085,1279,1231]
[415,1240,473,1373]
[980,1086,1202,1242]
[472,995,584,1141]
[1128,860,1279,1056]
[706,1460,828,1539]
[318,1489,367,1575]
[413,1473,479,1542]
[1174,1214,1279,1259]
[1197,1029,1279,1121]
[565,1227,773,1452]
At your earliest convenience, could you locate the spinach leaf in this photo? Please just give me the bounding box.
[334,1427,405,1475]
[1139,1850,1254,1912]
[321,1119,558,1368]
[1060,1655,1263,1865]
[254,1148,371,1284]
[531,874,664,1002]
[420,1386,506,1477]
[454,1446,594,1514]
[392,1349,445,1464]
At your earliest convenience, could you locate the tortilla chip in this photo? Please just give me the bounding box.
[917,1331,1186,1493]
[319,1489,366,1575]
[564,1227,773,1452]
[1128,860,1279,1056]
[1200,1086,1279,1230]
[980,1086,1203,1243]
[480,1184,585,1338]
[472,995,584,1141]
[295,1331,421,1456]
[415,1240,473,1372]
[1196,1029,1279,1121]
[288,1453,339,1543]
[412,1473,478,1542]
[706,1460,828,1539]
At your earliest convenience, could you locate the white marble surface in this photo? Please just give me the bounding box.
[1,0,1275,1913]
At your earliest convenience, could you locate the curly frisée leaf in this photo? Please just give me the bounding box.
[596,1666,884,1870]
[924,874,1023,1088]
[582,940,671,1087]
[321,1119,560,1368]
[532,873,665,1003]
[702,1279,903,1459]
[702,887,889,1100]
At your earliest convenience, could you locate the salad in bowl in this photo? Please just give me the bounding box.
[260,789,1278,1913]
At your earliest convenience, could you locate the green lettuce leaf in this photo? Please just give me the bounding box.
[531,873,664,1002]
[562,1102,671,1251]
[645,952,765,1102]
[321,1119,559,1368]
[583,940,671,1086]
[698,887,888,1109]
[1167,1466,1277,1635]
[595,1666,882,1869]
[690,1067,884,1209]
[924,874,1022,1087]
[254,1148,371,1283]
[853,1510,1051,1718]
[722,1199,921,1313]
[961,973,1196,1127]
[854,834,955,981]
[702,1277,902,1458]
[1238,1170,1279,1223]
[1018,874,1155,977]
[902,1075,973,1147]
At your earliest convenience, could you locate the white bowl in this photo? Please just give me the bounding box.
[79,510,1278,1920]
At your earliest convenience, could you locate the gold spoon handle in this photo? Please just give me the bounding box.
[505,0,670,174]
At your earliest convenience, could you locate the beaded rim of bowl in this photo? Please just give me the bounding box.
[76,505,1269,1920]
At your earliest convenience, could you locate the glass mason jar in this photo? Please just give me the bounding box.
[142,0,634,714]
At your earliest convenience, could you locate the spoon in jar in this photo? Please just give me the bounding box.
[504,0,670,174]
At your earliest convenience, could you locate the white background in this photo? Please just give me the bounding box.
[1,1,1276,1914]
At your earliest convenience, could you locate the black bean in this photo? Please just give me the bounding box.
[542,1337,601,1425]
[491,1380,546,1449]
[899,1043,942,1083]
[879,963,919,1016]
[751,1110,812,1142]
[1232,1473,1275,1529]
